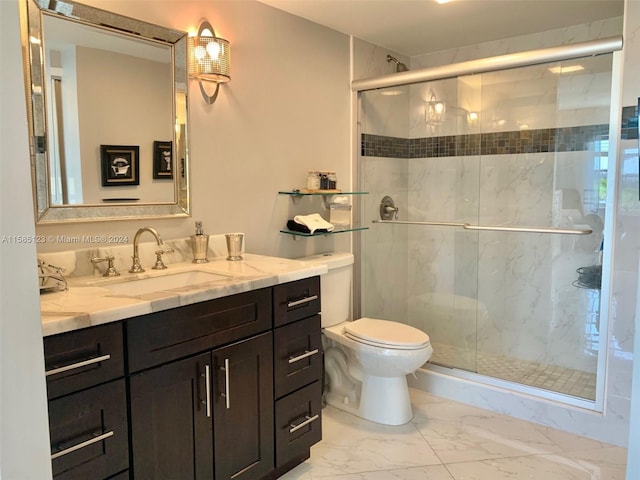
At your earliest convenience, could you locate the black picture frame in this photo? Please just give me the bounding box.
[100,145,139,186]
[153,140,173,179]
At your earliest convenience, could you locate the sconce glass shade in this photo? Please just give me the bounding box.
[188,20,230,103]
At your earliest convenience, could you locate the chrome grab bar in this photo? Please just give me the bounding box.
[45,354,111,377]
[287,295,319,308]
[288,349,319,364]
[372,220,592,236]
[51,430,114,460]
[289,414,319,434]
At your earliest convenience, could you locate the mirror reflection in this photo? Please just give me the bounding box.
[23,0,190,223]
[43,15,174,205]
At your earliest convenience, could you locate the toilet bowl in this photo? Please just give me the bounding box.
[297,252,433,425]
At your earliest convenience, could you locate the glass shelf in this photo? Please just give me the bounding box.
[279,190,368,208]
[278,190,369,196]
[279,190,369,238]
[279,226,369,238]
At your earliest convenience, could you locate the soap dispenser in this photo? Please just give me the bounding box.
[190,221,210,263]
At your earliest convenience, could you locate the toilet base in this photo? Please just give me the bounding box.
[325,374,413,426]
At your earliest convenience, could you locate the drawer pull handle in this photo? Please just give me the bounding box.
[220,358,231,409]
[45,354,111,377]
[51,430,114,460]
[201,364,211,418]
[289,414,319,434]
[288,349,319,364]
[287,295,318,308]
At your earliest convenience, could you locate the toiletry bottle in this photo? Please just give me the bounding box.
[191,221,210,263]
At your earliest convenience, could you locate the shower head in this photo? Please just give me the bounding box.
[386,54,409,72]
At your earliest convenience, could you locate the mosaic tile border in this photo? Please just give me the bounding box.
[363,125,610,158]
[362,105,638,158]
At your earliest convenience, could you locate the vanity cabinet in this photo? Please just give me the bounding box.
[127,288,274,480]
[43,323,129,480]
[272,277,323,471]
[44,276,323,480]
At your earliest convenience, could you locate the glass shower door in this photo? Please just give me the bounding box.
[469,56,611,400]
[358,52,613,402]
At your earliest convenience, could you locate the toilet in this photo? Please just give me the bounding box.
[298,252,433,425]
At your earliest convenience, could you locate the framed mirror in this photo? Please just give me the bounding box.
[21,0,190,223]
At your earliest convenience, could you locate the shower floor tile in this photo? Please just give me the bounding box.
[430,342,596,400]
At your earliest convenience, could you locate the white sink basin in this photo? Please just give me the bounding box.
[102,270,228,296]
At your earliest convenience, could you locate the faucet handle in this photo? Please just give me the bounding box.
[91,255,120,277]
[152,247,174,270]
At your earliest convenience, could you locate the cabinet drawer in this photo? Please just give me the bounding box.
[49,379,128,480]
[127,288,272,372]
[44,323,124,400]
[273,277,320,328]
[274,315,322,399]
[275,381,322,468]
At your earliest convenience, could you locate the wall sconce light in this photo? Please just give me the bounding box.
[425,94,445,127]
[188,19,230,104]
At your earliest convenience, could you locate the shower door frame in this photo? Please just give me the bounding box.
[352,37,624,412]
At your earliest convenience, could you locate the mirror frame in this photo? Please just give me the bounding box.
[21,0,190,223]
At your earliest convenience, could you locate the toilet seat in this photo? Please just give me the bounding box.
[343,318,431,350]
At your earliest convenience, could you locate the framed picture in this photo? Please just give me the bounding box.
[153,140,173,179]
[100,145,139,186]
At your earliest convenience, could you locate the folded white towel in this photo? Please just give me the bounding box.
[293,213,335,234]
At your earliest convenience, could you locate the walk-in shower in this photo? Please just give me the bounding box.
[354,37,622,408]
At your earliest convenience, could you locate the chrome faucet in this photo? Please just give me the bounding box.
[129,227,164,273]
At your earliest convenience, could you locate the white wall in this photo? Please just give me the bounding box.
[0,1,53,478]
[34,0,352,260]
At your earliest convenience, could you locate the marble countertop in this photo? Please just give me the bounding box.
[40,254,327,337]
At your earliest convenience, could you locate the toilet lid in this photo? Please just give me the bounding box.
[344,318,430,350]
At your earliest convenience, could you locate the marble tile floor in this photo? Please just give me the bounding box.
[279,389,626,480]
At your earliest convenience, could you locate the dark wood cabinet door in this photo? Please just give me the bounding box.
[129,352,213,480]
[48,379,128,480]
[213,332,274,480]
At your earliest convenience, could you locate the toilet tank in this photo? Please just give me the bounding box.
[296,252,354,327]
